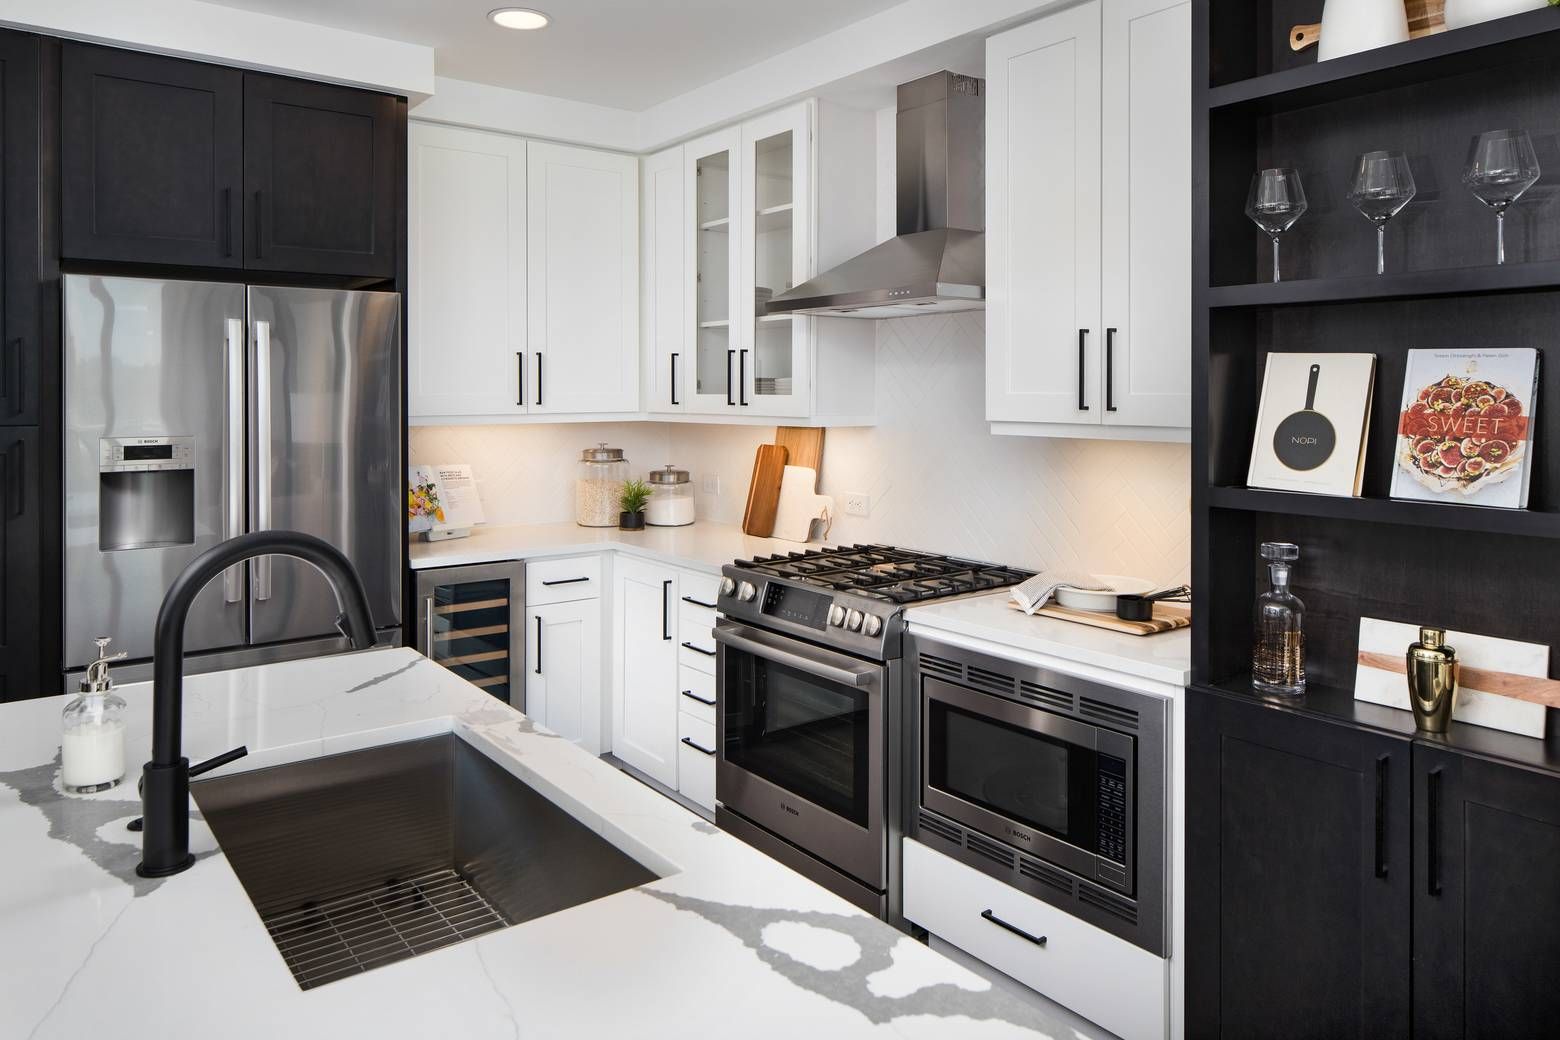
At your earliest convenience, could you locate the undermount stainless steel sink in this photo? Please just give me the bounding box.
[193,734,658,989]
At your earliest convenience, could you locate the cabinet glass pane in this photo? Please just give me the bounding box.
[695,149,731,399]
[430,577,511,702]
[752,130,796,402]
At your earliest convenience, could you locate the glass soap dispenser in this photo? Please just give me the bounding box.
[61,637,129,794]
[1252,542,1306,696]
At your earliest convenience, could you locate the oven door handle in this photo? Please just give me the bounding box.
[713,625,877,688]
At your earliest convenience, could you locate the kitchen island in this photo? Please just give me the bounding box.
[0,647,1075,1039]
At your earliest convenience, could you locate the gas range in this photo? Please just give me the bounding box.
[716,544,1032,660]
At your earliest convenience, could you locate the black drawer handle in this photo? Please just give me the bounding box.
[534,615,542,675]
[1374,754,1389,879]
[681,596,718,609]
[681,736,716,756]
[681,641,716,657]
[681,689,716,707]
[541,576,591,586]
[981,909,1046,947]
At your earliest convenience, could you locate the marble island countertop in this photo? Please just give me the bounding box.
[0,647,1078,1039]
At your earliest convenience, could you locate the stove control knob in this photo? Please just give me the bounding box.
[719,577,737,598]
[862,614,883,637]
[845,609,864,632]
[827,604,847,627]
[737,581,757,603]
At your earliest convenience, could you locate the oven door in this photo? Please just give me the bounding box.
[714,620,886,889]
[921,676,1135,893]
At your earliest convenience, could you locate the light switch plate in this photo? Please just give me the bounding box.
[701,476,720,496]
[844,493,870,517]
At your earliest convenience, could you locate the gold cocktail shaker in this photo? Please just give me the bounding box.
[1406,627,1459,733]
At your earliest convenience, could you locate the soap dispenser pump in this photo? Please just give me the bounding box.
[61,637,129,794]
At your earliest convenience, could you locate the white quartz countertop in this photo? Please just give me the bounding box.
[409,520,821,574]
[907,592,1192,691]
[0,648,1071,1039]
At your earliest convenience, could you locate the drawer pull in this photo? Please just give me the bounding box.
[681,689,716,706]
[541,576,592,587]
[681,596,718,609]
[981,909,1047,947]
[681,641,717,657]
[681,736,716,756]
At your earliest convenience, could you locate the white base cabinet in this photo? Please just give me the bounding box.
[525,599,602,753]
[985,0,1191,442]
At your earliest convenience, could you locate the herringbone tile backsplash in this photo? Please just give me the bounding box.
[411,313,1191,585]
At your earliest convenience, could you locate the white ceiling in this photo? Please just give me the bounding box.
[200,0,910,109]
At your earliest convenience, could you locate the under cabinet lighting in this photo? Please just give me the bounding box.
[488,7,549,30]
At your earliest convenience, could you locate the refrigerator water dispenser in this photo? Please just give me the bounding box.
[98,436,196,551]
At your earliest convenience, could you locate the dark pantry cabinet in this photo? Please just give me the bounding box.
[0,426,42,701]
[61,45,397,278]
[1,30,42,425]
[1186,689,1412,1038]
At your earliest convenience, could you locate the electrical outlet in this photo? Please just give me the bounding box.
[844,493,870,517]
[701,475,720,496]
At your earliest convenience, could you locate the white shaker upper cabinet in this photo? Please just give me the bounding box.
[642,145,685,413]
[527,141,640,415]
[986,1,1103,427]
[1100,0,1192,430]
[683,125,745,416]
[408,123,528,419]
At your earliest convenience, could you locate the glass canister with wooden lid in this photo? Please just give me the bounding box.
[576,442,627,527]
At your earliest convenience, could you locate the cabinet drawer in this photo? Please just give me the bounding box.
[526,556,602,604]
[903,838,1167,1040]
[678,619,718,674]
[679,571,720,609]
[677,667,717,726]
[677,712,716,811]
[679,599,717,633]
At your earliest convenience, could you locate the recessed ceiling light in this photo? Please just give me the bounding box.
[489,7,549,30]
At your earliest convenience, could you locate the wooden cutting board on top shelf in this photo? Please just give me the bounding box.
[742,443,789,537]
[774,427,824,490]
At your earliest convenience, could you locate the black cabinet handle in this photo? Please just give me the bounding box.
[253,190,263,259]
[739,349,748,406]
[726,349,736,406]
[222,189,233,257]
[1105,327,1117,412]
[681,736,716,756]
[662,579,673,640]
[681,689,716,707]
[541,576,591,587]
[535,352,543,406]
[981,909,1046,947]
[516,352,524,406]
[1374,754,1389,879]
[9,439,23,518]
[681,596,718,609]
[1427,766,1443,896]
[681,641,716,657]
[670,352,680,406]
[534,615,542,674]
[1077,329,1090,411]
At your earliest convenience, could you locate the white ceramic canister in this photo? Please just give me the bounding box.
[1317,0,1410,60]
[1443,0,1547,30]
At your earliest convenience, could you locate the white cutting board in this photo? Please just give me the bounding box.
[771,466,833,543]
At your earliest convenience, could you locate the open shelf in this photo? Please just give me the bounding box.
[1208,261,1560,309]
[1206,8,1560,113]
[1208,485,1560,538]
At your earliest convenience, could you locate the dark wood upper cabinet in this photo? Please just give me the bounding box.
[1414,745,1560,1040]
[243,74,396,278]
[1187,689,1412,1039]
[0,30,41,425]
[0,426,41,701]
[61,44,243,268]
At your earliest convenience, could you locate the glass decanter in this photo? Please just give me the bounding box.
[61,637,129,794]
[1252,543,1306,696]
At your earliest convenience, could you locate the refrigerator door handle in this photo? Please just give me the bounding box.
[252,318,273,601]
[223,317,245,603]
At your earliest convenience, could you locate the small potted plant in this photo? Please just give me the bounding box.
[619,479,652,530]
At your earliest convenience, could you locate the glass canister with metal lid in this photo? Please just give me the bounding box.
[576,442,628,527]
[646,465,695,527]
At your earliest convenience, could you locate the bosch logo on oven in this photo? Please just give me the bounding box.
[1006,827,1032,843]
[781,802,800,817]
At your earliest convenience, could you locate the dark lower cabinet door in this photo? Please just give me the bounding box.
[0,30,40,425]
[61,43,242,267]
[1187,689,1412,1039]
[243,74,396,278]
[1414,745,1560,1040]
[0,427,40,700]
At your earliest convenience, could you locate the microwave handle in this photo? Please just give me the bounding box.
[712,625,876,688]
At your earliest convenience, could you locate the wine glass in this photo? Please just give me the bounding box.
[1463,129,1540,265]
[1246,169,1308,282]
[1347,151,1416,275]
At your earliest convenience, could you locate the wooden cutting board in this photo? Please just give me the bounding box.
[775,427,824,490]
[1008,600,1191,636]
[742,443,789,537]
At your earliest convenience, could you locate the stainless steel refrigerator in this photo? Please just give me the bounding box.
[63,274,402,679]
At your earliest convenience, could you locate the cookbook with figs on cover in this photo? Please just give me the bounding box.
[1391,348,1539,509]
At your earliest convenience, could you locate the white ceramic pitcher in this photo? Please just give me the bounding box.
[1317,0,1410,60]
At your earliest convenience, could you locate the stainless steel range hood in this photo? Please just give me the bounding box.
[767,70,984,319]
